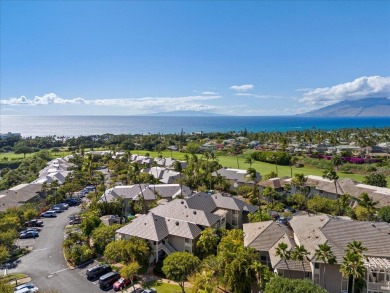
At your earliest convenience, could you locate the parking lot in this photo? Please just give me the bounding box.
[9,205,116,293]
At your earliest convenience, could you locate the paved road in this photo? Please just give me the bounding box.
[9,206,113,293]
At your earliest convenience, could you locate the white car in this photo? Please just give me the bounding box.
[14,283,39,293]
[40,210,57,218]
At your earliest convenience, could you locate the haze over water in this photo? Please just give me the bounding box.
[2,116,390,137]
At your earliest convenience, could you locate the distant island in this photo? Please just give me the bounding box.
[143,110,224,116]
[300,97,390,117]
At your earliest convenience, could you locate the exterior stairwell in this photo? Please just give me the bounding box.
[161,241,176,255]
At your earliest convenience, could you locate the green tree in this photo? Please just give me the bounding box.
[322,168,340,215]
[216,229,258,292]
[314,243,336,290]
[189,270,218,293]
[91,224,122,254]
[162,252,201,293]
[186,142,200,155]
[14,141,34,158]
[275,242,291,277]
[378,206,390,223]
[363,173,387,187]
[0,245,9,264]
[79,213,102,246]
[120,261,140,291]
[331,154,343,171]
[104,238,151,273]
[340,251,366,293]
[196,227,220,259]
[291,245,310,278]
[289,156,299,178]
[264,276,327,293]
[357,192,378,221]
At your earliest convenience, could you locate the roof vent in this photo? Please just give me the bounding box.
[371,223,376,228]
[154,218,157,221]
[193,211,197,215]
[175,221,179,226]
[181,200,184,204]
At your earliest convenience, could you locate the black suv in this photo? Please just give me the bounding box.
[99,271,120,290]
[86,264,112,280]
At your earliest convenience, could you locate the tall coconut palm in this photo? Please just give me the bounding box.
[275,242,291,278]
[289,156,299,178]
[269,154,278,177]
[291,245,310,278]
[322,168,340,215]
[340,251,366,293]
[245,156,254,167]
[247,168,261,214]
[314,243,337,289]
[331,154,343,172]
[174,160,183,198]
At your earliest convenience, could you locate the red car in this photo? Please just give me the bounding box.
[113,276,136,291]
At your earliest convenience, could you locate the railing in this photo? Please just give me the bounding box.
[367,282,390,292]
[157,241,176,255]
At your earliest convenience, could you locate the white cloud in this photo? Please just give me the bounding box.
[230,84,254,91]
[201,91,219,95]
[0,93,222,113]
[299,76,390,106]
[0,93,87,105]
[235,93,285,99]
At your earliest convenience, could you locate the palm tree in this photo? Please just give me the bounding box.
[291,245,310,278]
[289,156,299,178]
[322,168,340,215]
[247,168,261,214]
[331,154,343,172]
[275,242,291,278]
[314,243,337,289]
[357,192,379,221]
[340,251,366,293]
[173,160,183,198]
[245,156,254,167]
[346,240,368,256]
[269,154,278,177]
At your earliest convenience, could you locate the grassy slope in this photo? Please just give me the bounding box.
[145,281,191,293]
[133,150,390,187]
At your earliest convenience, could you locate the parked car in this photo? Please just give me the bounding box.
[40,211,57,218]
[69,218,81,225]
[19,230,39,239]
[14,282,39,293]
[99,271,120,290]
[51,207,64,213]
[24,219,44,227]
[64,198,81,206]
[59,202,69,209]
[276,217,289,225]
[20,228,39,234]
[141,289,157,293]
[86,264,112,280]
[52,203,68,210]
[131,289,144,293]
[113,276,136,291]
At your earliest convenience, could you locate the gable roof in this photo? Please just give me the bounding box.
[116,212,202,241]
[290,214,390,262]
[212,168,261,184]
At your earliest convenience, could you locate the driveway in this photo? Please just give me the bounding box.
[9,206,114,293]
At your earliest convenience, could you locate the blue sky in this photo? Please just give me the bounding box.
[1,0,389,116]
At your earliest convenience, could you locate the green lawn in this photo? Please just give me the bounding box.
[144,280,191,293]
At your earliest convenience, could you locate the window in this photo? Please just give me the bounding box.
[341,277,348,291]
[232,219,237,226]
[185,238,191,244]
[314,263,320,269]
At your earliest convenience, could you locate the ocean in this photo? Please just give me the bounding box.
[1,116,390,137]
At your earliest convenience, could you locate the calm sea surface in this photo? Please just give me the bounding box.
[1,116,390,137]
